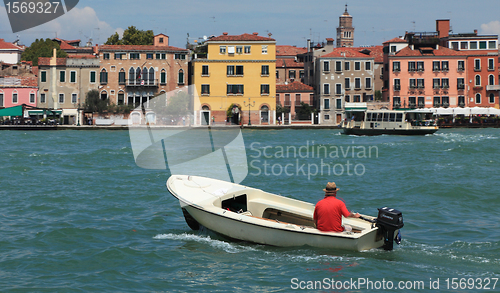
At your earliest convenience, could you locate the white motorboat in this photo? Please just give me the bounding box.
[167,175,403,251]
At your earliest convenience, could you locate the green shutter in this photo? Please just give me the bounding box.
[60,71,65,82]
[41,71,46,82]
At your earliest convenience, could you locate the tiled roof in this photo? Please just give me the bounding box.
[59,40,77,50]
[209,33,275,42]
[276,45,307,56]
[383,37,407,44]
[98,44,188,52]
[277,81,313,93]
[31,66,38,76]
[364,45,384,63]
[395,46,468,57]
[0,38,23,50]
[20,76,38,87]
[321,47,373,58]
[67,54,97,59]
[277,58,304,68]
[37,57,67,66]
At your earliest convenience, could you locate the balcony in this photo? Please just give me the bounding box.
[457,67,465,72]
[458,102,465,107]
[486,85,500,91]
[457,85,465,90]
[393,102,401,109]
[418,103,425,108]
[394,85,401,91]
[126,79,158,87]
[442,102,449,108]
[409,103,416,109]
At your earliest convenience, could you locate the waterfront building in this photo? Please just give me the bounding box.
[52,38,96,56]
[316,47,375,125]
[190,32,276,125]
[0,76,37,110]
[383,19,499,109]
[98,34,189,115]
[0,38,23,64]
[38,49,100,124]
[276,81,314,122]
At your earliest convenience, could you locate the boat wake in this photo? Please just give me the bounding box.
[153,232,257,254]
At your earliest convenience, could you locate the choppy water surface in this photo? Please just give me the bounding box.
[0,128,499,292]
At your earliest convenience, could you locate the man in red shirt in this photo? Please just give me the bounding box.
[314,182,360,232]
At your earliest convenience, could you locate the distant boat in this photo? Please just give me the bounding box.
[342,108,439,135]
[167,175,404,251]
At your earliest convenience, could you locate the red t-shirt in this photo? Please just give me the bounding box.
[313,196,351,232]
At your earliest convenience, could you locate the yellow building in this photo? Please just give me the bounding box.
[191,32,276,125]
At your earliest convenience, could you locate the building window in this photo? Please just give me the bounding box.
[408,61,415,72]
[30,93,35,104]
[114,53,124,59]
[90,71,96,83]
[354,61,361,71]
[220,46,226,54]
[276,94,280,105]
[475,75,481,86]
[70,71,76,83]
[458,96,465,106]
[129,53,140,60]
[100,70,108,84]
[460,42,468,50]
[451,42,459,50]
[335,61,342,72]
[417,61,424,71]
[457,78,465,89]
[227,84,244,95]
[474,59,480,70]
[289,70,296,79]
[71,93,77,104]
[244,46,251,53]
[354,78,361,89]
[475,93,481,104]
[59,93,64,104]
[441,61,449,71]
[345,95,350,102]
[276,70,279,79]
[178,69,184,84]
[479,41,487,49]
[365,61,371,71]
[335,83,342,95]
[489,41,496,49]
[393,61,400,72]
[201,84,210,95]
[353,95,361,102]
[324,114,330,120]
[295,94,301,104]
[365,77,372,89]
[393,96,401,108]
[390,46,396,53]
[433,61,440,71]
[227,65,234,76]
[159,37,164,44]
[488,59,494,70]
[442,96,449,107]
[174,53,186,60]
[489,75,495,85]
[409,79,416,89]
[260,84,270,95]
[324,98,330,110]
[433,78,440,89]
[11,92,18,104]
[417,79,425,89]
[59,70,65,82]
[299,70,304,79]
[336,98,342,109]
[146,53,153,60]
[418,96,425,108]
[103,53,110,59]
[489,93,495,104]
[323,83,330,95]
[261,65,269,76]
[458,60,465,71]
[202,65,209,76]
[433,96,440,107]
[409,96,416,108]
[236,46,243,54]
[118,70,125,84]
[284,94,291,106]
[235,65,243,75]
[344,61,350,71]
[40,71,46,82]
[394,79,400,91]
[118,93,124,105]
[262,45,268,54]
[323,61,330,72]
[441,78,449,89]
[470,41,477,49]
[160,70,166,84]
[345,78,350,90]
[40,93,45,103]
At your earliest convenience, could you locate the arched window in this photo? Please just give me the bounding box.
[475,75,481,86]
[178,69,184,84]
[202,105,210,110]
[489,93,495,104]
[475,93,481,104]
[489,75,495,85]
[119,68,125,84]
[149,67,155,85]
[160,69,166,85]
[129,67,135,81]
[136,67,141,81]
[100,69,108,84]
[100,90,108,101]
[142,67,148,82]
[260,105,269,123]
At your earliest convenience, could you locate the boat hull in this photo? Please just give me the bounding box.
[343,127,438,136]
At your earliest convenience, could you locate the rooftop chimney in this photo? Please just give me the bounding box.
[222,32,228,35]
[474,29,478,35]
[436,19,450,38]
[253,32,258,35]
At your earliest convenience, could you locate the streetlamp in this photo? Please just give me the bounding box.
[243,98,255,125]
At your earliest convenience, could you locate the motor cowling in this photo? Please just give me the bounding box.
[376,207,404,250]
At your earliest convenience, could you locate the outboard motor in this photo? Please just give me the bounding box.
[376,207,404,250]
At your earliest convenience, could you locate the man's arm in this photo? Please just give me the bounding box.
[348,212,361,218]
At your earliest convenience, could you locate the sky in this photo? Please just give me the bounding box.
[1,0,499,49]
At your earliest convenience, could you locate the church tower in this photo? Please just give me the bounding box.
[336,4,354,47]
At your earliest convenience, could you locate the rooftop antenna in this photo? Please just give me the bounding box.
[412,21,416,32]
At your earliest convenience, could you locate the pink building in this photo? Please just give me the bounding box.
[0,76,38,110]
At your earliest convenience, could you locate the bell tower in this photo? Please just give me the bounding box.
[336,4,354,47]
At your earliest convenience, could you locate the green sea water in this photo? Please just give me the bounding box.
[0,128,499,292]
